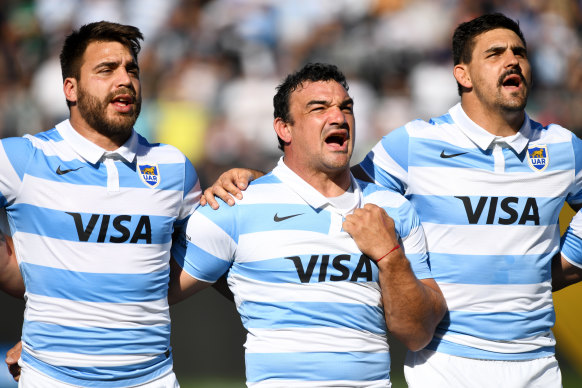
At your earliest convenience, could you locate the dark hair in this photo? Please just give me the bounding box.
[273,63,349,150]
[452,13,526,95]
[60,21,143,82]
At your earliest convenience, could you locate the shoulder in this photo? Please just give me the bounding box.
[358,179,408,208]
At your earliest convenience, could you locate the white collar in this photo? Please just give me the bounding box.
[449,102,531,153]
[56,119,138,164]
[271,157,362,215]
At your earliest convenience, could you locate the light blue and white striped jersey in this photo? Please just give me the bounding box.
[0,120,200,386]
[173,158,431,388]
[360,103,582,360]
[561,209,582,268]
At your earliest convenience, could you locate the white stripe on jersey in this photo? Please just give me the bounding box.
[247,379,391,388]
[186,211,236,260]
[22,342,160,368]
[17,232,171,273]
[423,222,559,255]
[408,166,572,197]
[439,282,552,313]
[24,294,170,328]
[229,273,381,307]
[433,331,556,354]
[18,175,183,216]
[238,183,307,205]
[245,327,388,353]
[236,230,360,262]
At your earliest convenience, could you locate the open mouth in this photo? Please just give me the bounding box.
[501,74,523,88]
[324,130,349,148]
[111,94,134,106]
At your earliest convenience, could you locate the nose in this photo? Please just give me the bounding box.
[504,50,520,69]
[328,105,347,126]
[116,67,133,87]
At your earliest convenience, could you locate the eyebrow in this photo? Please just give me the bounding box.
[94,60,140,71]
[306,97,354,107]
[484,44,527,55]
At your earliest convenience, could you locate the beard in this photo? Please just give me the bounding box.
[76,85,142,144]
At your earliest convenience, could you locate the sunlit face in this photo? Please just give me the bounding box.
[74,41,141,141]
[284,80,355,175]
[464,28,531,113]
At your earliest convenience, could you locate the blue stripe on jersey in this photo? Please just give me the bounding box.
[359,155,404,194]
[230,254,378,284]
[251,172,282,185]
[183,157,198,198]
[174,238,230,282]
[405,252,432,279]
[429,252,551,284]
[426,338,555,361]
[573,134,582,175]
[245,351,390,383]
[410,138,493,170]
[379,126,409,172]
[238,204,330,234]
[239,300,386,334]
[410,194,563,226]
[21,263,169,302]
[1,137,34,180]
[12,204,172,244]
[437,308,555,341]
[561,227,582,266]
[22,321,171,354]
[21,349,173,387]
[506,142,575,173]
[428,114,454,125]
[196,203,332,237]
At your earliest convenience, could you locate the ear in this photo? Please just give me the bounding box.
[63,77,78,104]
[453,64,472,90]
[274,117,292,145]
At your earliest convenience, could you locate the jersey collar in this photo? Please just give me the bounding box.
[449,103,531,154]
[272,157,362,216]
[56,119,138,164]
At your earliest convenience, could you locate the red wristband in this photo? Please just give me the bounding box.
[376,244,400,262]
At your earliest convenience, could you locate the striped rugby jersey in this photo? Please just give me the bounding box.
[561,209,582,268]
[360,102,582,360]
[0,120,200,386]
[173,158,432,387]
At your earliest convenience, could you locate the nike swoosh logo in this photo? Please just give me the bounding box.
[440,150,468,159]
[274,213,304,222]
[56,165,84,175]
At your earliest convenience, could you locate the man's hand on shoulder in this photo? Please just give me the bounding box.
[200,168,265,209]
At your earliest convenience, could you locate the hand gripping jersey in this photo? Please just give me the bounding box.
[360,103,582,360]
[173,158,432,388]
[0,120,200,386]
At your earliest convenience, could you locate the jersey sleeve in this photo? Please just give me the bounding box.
[357,125,410,195]
[389,197,432,280]
[566,133,582,206]
[0,137,34,208]
[174,155,201,230]
[561,209,582,268]
[171,201,236,283]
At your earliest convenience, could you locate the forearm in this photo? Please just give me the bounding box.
[552,253,582,292]
[378,251,446,351]
[0,233,24,299]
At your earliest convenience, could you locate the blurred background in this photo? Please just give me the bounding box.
[0,0,581,387]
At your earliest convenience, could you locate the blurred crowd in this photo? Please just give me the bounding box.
[1,0,581,187]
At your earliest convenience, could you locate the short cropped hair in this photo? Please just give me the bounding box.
[273,63,349,150]
[60,21,143,82]
[452,13,526,95]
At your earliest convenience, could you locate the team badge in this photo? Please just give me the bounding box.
[527,145,549,172]
[138,163,160,188]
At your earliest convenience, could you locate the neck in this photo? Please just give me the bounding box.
[283,159,351,197]
[69,110,129,151]
[461,97,525,137]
